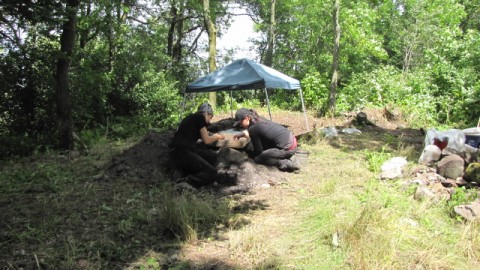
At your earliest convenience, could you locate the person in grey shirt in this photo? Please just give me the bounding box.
[233,108,300,172]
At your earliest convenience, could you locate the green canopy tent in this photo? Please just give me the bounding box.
[185,58,310,131]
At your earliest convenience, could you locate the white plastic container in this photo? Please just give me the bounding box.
[463,127,480,148]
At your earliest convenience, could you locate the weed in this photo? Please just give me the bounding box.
[364,146,392,173]
[384,133,398,145]
[446,187,479,217]
[158,188,230,241]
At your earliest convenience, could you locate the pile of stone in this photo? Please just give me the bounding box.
[414,129,480,220]
[379,129,480,221]
[418,129,479,185]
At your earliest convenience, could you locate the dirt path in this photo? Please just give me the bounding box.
[166,108,416,269]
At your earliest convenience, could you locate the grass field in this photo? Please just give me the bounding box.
[1,111,479,269]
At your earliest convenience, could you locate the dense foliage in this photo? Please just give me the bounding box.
[1,0,479,157]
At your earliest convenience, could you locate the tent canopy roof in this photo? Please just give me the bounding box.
[186,58,300,93]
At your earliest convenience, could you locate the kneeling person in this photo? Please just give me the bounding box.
[170,102,225,186]
[233,108,300,172]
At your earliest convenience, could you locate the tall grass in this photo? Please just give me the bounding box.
[0,141,235,269]
[279,139,480,269]
[159,187,231,241]
[215,134,480,269]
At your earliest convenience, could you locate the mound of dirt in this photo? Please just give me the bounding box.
[105,128,290,194]
[105,130,175,182]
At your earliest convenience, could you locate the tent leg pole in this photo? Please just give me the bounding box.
[264,88,272,120]
[299,88,310,131]
[230,91,234,119]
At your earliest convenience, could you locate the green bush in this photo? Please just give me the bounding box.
[132,71,182,129]
[0,133,37,159]
[341,66,440,127]
[301,71,329,111]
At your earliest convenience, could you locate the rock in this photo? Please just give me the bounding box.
[455,177,469,186]
[414,185,450,202]
[434,173,446,183]
[400,179,428,190]
[341,127,362,134]
[431,182,452,201]
[436,154,465,179]
[414,186,435,201]
[441,178,457,188]
[446,187,456,195]
[260,183,271,189]
[217,147,248,165]
[454,202,480,221]
[380,157,408,179]
[418,145,442,167]
[442,147,465,157]
[464,144,478,164]
[464,162,480,182]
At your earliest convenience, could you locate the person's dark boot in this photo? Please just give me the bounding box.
[290,155,301,171]
[185,172,215,187]
[172,169,186,182]
[278,158,301,172]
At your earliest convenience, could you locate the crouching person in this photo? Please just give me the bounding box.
[232,108,300,172]
[170,102,225,187]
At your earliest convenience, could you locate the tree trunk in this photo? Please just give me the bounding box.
[167,5,177,57]
[55,0,79,150]
[79,0,91,49]
[264,0,276,98]
[173,11,184,61]
[264,0,276,67]
[203,0,217,109]
[325,0,340,116]
[105,2,114,70]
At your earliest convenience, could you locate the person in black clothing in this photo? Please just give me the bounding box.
[233,108,300,172]
[170,102,225,186]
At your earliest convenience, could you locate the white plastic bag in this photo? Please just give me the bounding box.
[321,127,338,138]
[424,129,466,153]
[341,127,362,134]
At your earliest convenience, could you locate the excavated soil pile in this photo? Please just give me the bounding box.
[105,129,176,182]
[105,119,289,194]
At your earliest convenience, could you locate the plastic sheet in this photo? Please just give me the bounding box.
[463,127,480,148]
[341,127,362,134]
[424,129,466,153]
[321,127,338,138]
